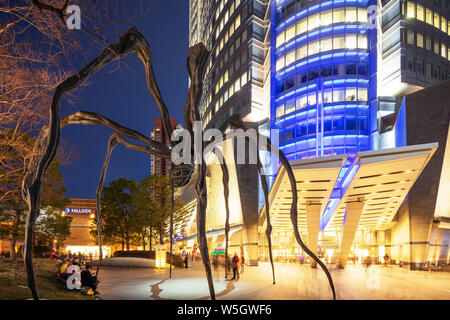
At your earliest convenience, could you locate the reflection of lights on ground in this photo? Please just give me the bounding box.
[155,277,228,300]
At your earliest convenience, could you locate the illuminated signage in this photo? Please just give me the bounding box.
[65,208,93,214]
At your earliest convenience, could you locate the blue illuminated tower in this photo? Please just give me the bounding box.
[271,0,378,161]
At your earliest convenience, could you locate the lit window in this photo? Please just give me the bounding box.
[286,99,295,114]
[434,13,440,29]
[224,90,228,102]
[441,44,447,59]
[448,48,450,61]
[323,89,332,103]
[297,45,307,60]
[407,30,415,45]
[286,49,296,66]
[334,36,345,49]
[285,25,296,43]
[333,9,345,24]
[224,70,228,83]
[358,35,368,49]
[333,88,345,102]
[416,5,424,21]
[425,9,433,25]
[297,96,307,109]
[276,31,285,48]
[321,11,333,26]
[346,88,357,101]
[448,21,450,36]
[357,8,367,23]
[434,40,440,55]
[229,84,234,96]
[297,19,308,36]
[241,72,247,86]
[276,104,285,118]
[308,93,316,106]
[235,14,241,29]
[234,79,240,92]
[357,88,368,102]
[417,33,423,48]
[345,35,357,49]
[321,38,332,52]
[276,56,285,71]
[308,40,320,55]
[406,1,415,19]
[345,8,357,22]
[308,13,320,31]
[441,17,447,33]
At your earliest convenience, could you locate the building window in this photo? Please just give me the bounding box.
[308,40,320,56]
[441,17,447,33]
[297,45,307,60]
[358,35,368,49]
[442,44,447,59]
[276,56,285,71]
[358,88,368,102]
[434,13,440,29]
[426,36,432,51]
[417,33,424,48]
[425,9,433,25]
[321,38,332,51]
[416,5,424,21]
[297,19,307,36]
[426,63,432,78]
[333,88,345,102]
[323,89,332,103]
[416,59,424,75]
[357,8,367,23]
[286,99,295,114]
[297,96,307,110]
[434,40,440,55]
[346,88,357,101]
[334,36,345,49]
[308,13,320,31]
[321,11,332,26]
[406,1,415,19]
[276,31,284,48]
[346,35,357,49]
[308,92,316,106]
[406,57,414,72]
[333,9,345,24]
[345,8,357,23]
[285,24,296,43]
[286,49,295,66]
[276,104,285,118]
[432,66,439,79]
[407,30,415,45]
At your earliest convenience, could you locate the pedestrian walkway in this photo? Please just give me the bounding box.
[97,262,450,300]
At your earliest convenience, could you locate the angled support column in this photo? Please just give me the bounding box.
[306,202,322,268]
[338,199,364,269]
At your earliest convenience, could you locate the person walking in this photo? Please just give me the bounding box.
[231,252,240,280]
[240,254,245,274]
[383,254,389,267]
[184,253,189,268]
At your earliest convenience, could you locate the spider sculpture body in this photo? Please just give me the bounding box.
[21,28,335,300]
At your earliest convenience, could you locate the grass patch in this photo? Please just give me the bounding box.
[0,258,93,300]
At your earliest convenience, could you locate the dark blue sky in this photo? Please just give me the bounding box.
[60,0,189,198]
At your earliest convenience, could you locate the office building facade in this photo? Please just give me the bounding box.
[150,117,177,176]
[184,0,450,269]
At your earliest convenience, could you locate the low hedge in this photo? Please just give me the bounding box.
[113,250,184,268]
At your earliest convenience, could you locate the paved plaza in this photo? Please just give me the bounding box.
[96,262,450,300]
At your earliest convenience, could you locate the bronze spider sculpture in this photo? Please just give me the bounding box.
[21,28,336,300]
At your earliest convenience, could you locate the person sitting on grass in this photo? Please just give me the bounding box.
[58,258,71,280]
[81,264,99,293]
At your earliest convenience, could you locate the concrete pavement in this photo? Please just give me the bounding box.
[96,262,450,300]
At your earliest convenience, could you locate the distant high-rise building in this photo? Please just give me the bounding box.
[150,117,177,176]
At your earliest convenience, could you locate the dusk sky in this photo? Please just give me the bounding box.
[59,0,189,198]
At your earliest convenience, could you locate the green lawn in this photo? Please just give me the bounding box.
[0,258,93,300]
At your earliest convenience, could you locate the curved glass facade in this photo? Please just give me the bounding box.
[271,0,377,161]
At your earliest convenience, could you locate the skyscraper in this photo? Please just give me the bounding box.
[150,117,177,176]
